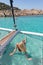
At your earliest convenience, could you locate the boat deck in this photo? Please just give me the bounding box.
[0,30,19,56]
[0,31,15,46]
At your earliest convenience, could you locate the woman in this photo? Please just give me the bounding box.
[9,38,32,60]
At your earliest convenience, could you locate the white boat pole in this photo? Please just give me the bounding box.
[0,27,14,31]
[0,27,43,36]
[20,31,43,36]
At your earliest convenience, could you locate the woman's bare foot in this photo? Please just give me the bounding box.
[9,53,13,56]
[27,58,32,60]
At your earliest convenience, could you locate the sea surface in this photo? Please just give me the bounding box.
[0,16,43,33]
[0,16,43,65]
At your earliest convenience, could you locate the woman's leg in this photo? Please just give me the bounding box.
[25,51,32,60]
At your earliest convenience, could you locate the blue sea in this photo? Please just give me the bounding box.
[0,16,43,65]
[0,16,43,33]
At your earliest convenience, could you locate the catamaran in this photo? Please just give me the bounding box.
[0,0,43,56]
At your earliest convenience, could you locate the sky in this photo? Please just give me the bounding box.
[0,0,43,10]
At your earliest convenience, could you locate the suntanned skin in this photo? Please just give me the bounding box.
[9,38,32,60]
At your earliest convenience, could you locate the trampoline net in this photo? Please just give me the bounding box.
[0,30,43,65]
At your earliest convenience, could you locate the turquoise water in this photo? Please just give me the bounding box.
[0,16,43,33]
[0,16,43,65]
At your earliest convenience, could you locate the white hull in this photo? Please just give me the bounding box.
[0,27,43,36]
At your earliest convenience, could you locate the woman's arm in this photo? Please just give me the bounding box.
[9,45,17,56]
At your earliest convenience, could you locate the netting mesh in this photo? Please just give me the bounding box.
[0,30,9,40]
[0,31,43,65]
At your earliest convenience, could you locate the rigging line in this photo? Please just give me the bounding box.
[10,0,17,30]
